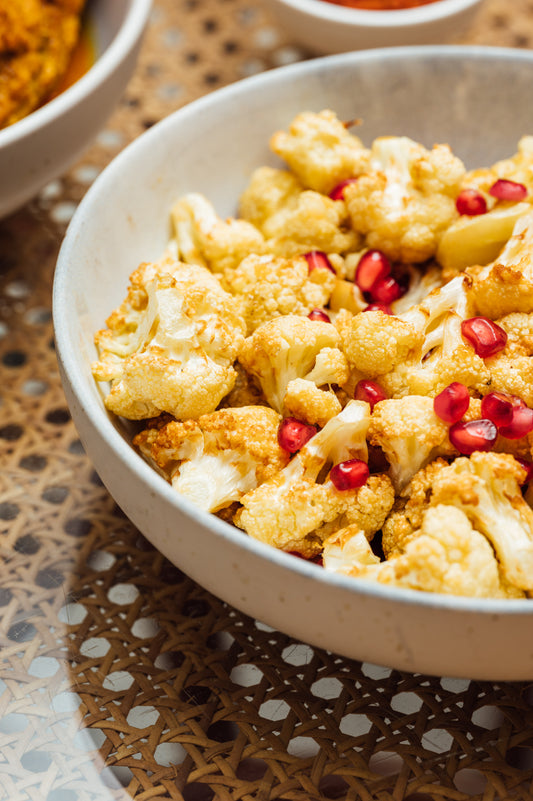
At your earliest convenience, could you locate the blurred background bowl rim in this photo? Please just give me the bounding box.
[268,0,483,27]
[0,0,152,149]
[54,43,533,623]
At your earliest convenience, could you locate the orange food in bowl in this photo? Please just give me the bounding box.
[0,0,87,129]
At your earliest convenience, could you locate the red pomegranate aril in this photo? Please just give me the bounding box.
[278,417,317,453]
[497,405,533,440]
[461,317,508,358]
[480,392,514,428]
[328,178,358,200]
[330,459,369,491]
[515,457,533,485]
[456,188,488,216]
[355,379,387,411]
[433,382,470,424]
[448,418,497,455]
[354,250,391,293]
[489,178,528,201]
[308,308,331,322]
[363,302,393,314]
[304,250,336,274]
[370,275,404,304]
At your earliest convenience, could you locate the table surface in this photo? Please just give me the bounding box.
[3,1,533,800]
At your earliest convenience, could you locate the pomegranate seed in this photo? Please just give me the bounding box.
[354,379,387,411]
[304,250,336,274]
[278,418,317,453]
[480,392,514,428]
[515,457,533,485]
[448,418,497,455]
[461,317,508,358]
[354,250,391,293]
[363,302,393,314]
[330,459,369,491]
[328,178,358,200]
[307,308,331,322]
[456,188,487,216]
[370,275,404,304]
[489,178,528,201]
[497,405,533,440]
[433,382,470,424]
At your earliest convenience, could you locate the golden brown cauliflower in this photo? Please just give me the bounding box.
[239,166,359,257]
[269,109,371,195]
[133,406,289,513]
[323,507,523,599]
[470,209,533,318]
[384,452,533,593]
[171,192,266,273]
[368,396,455,491]
[343,136,465,263]
[238,315,349,413]
[235,400,394,556]
[222,253,336,334]
[484,313,533,407]
[92,259,246,420]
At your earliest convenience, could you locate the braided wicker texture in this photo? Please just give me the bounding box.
[2,1,533,799]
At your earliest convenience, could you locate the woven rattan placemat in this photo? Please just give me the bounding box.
[3,1,533,799]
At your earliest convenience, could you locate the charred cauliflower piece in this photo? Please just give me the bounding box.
[239,166,359,257]
[470,209,533,318]
[323,507,523,598]
[238,315,349,413]
[235,400,394,556]
[223,253,336,334]
[368,396,455,491]
[343,136,465,263]
[171,192,266,273]
[270,109,371,196]
[342,276,490,398]
[92,260,246,420]
[134,406,289,513]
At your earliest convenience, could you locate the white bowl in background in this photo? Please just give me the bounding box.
[54,46,533,681]
[0,0,151,219]
[266,0,484,54]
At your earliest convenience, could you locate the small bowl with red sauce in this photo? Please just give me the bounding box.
[266,0,483,54]
[0,0,152,219]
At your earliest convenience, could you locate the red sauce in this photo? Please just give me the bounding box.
[320,0,439,9]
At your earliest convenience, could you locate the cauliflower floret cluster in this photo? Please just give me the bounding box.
[92,109,533,599]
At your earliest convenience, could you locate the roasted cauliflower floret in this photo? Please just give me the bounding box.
[465,136,533,195]
[368,396,455,490]
[235,400,394,555]
[171,192,266,273]
[343,136,465,263]
[238,315,349,413]
[283,377,342,427]
[341,309,422,379]
[239,166,359,256]
[385,276,490,397]
[223,253,336,333]
[133,406,289,513]
[484,313,533,407]
[270,109,371,195]
[92,260,246,420]
[429,452,533,591]
[470,209,533,318]
[323,507,523,598]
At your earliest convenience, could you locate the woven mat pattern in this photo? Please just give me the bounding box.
[3,0,533,799]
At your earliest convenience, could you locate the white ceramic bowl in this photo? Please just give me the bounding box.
[266,0,483,54]
[54,46,533,681]
[0,0,151,219]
